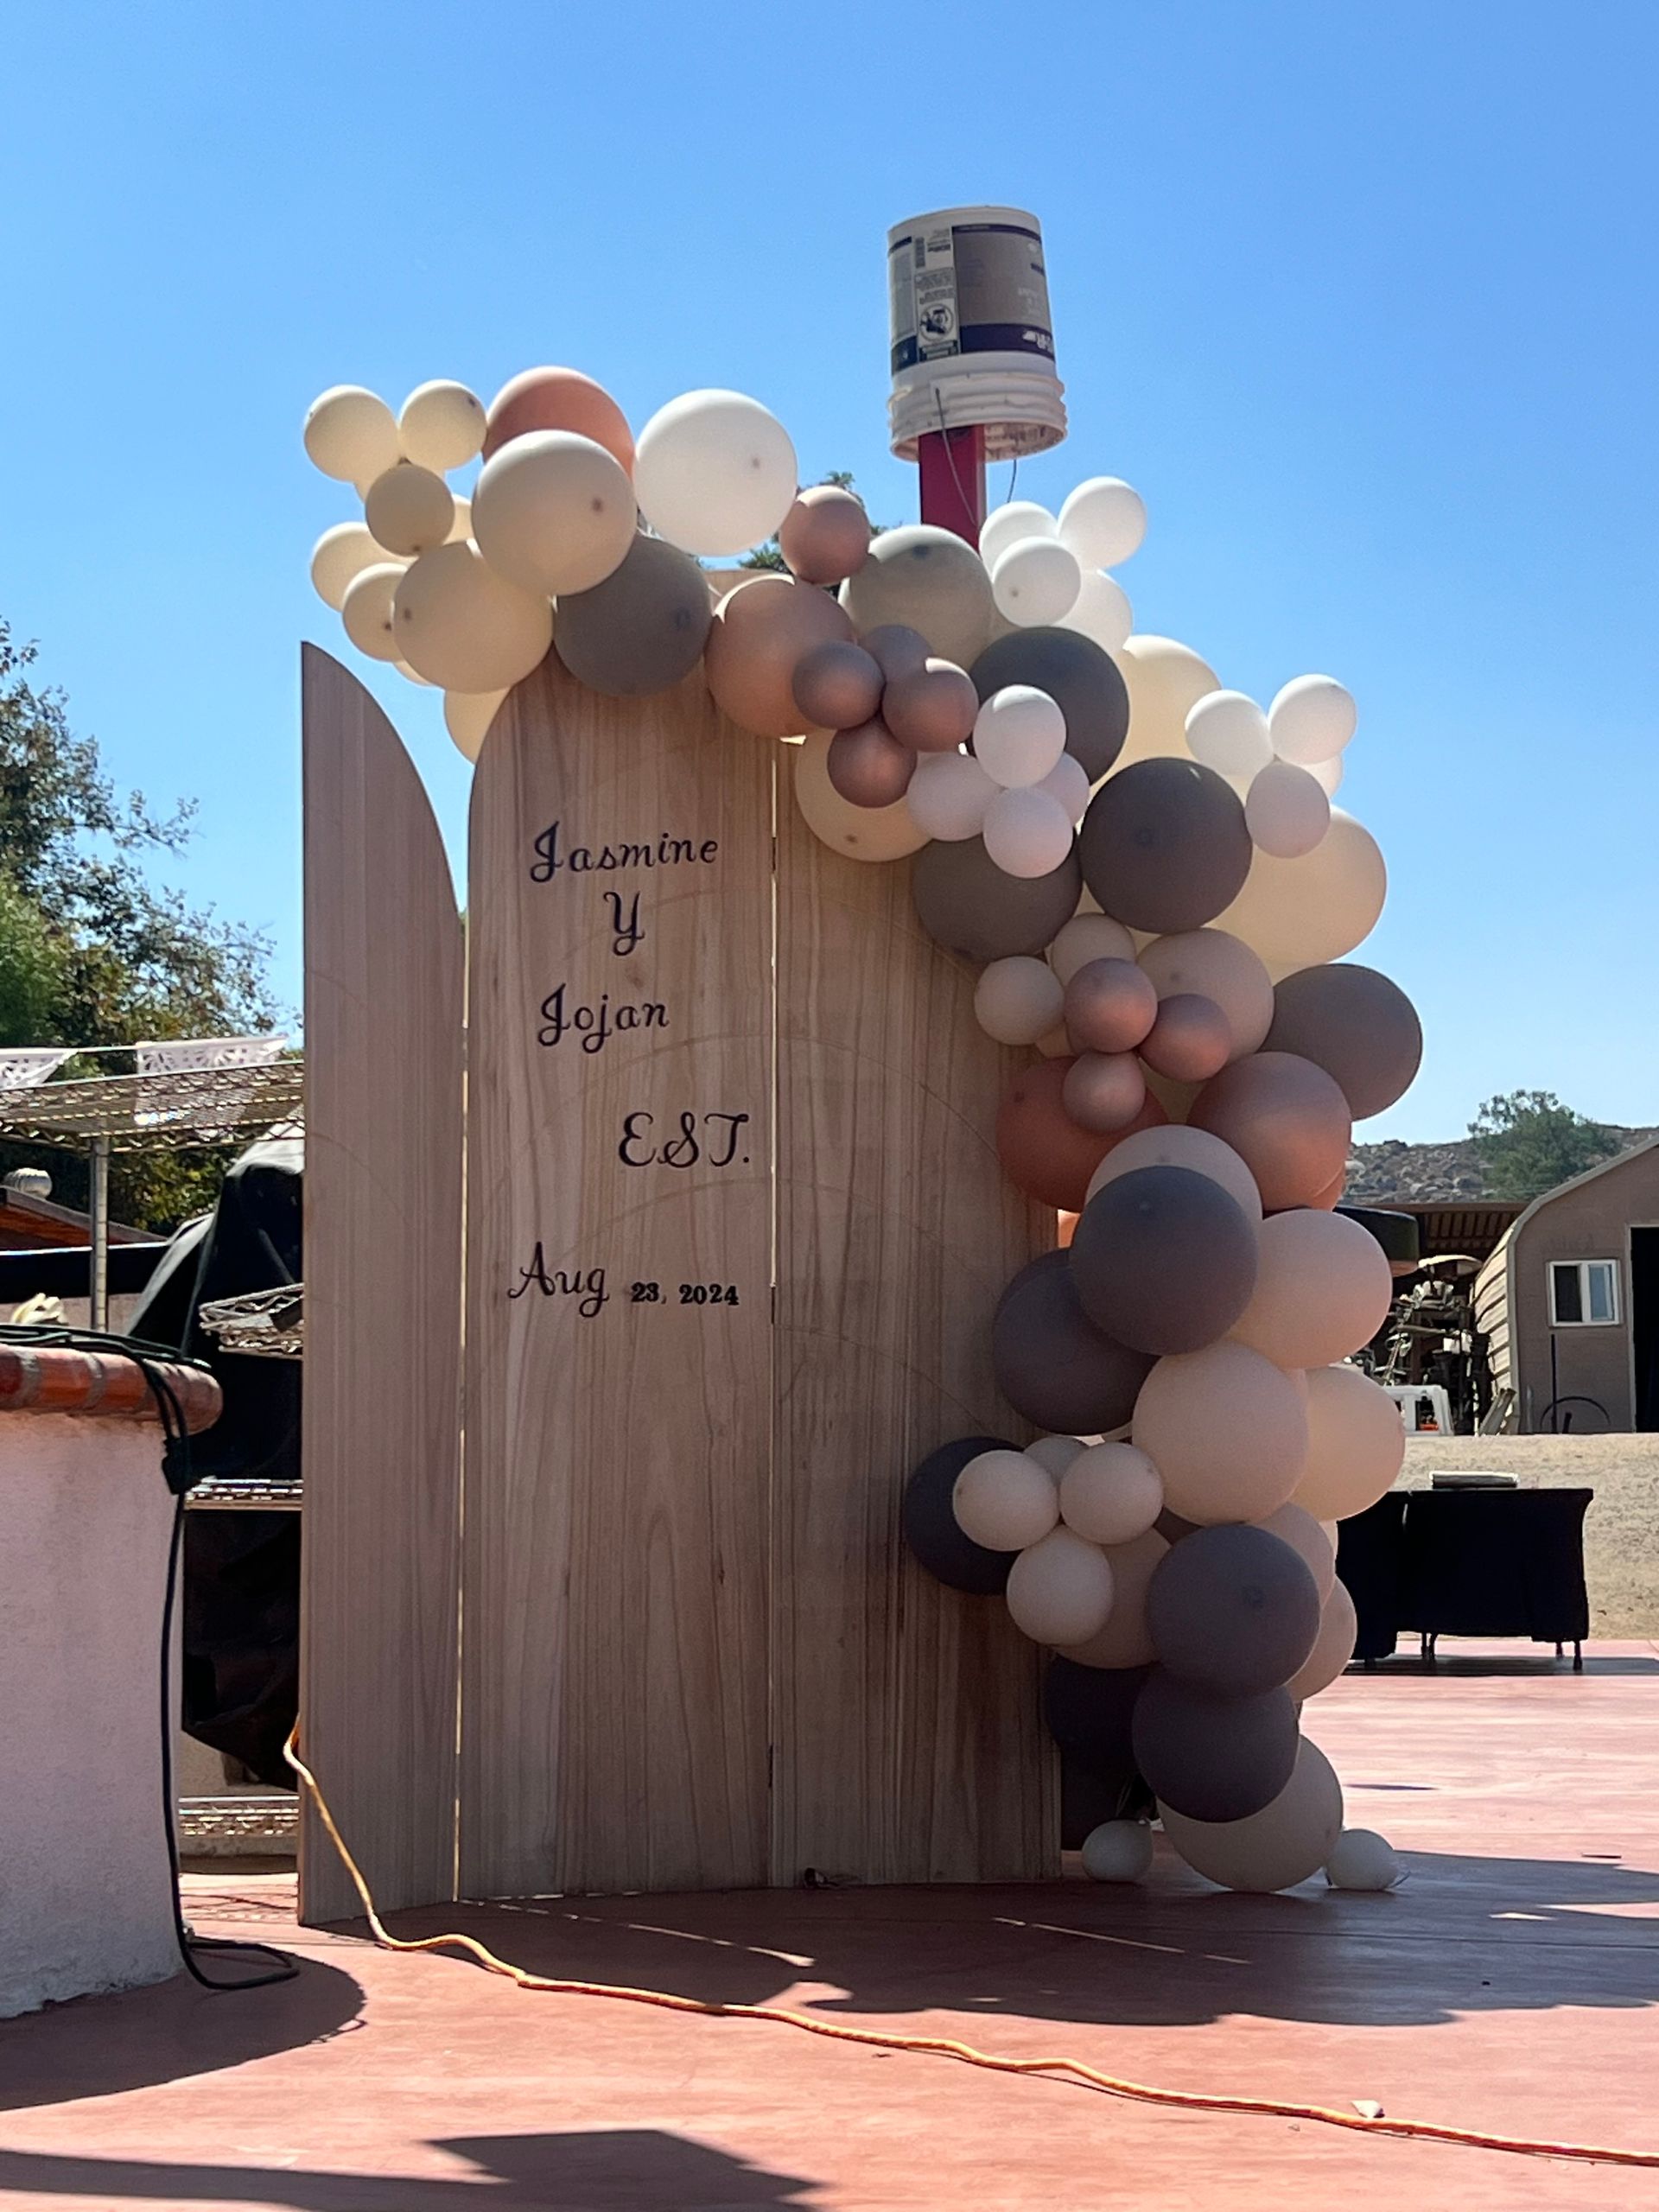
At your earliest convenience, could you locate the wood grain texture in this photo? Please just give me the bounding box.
[771,772,1059,1885]
[461,655,772,1898]
[299,645,464,1925]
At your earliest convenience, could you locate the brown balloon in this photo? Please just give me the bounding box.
[791,640,884,731]
[1078,760,1253,934]
[705,576,854,738]
[1188,1050,1353,1212]
[970,627,1130,782]
[993,1249,1155,1437]
[482,365,635,472]
[1140,993,1232,1083]
[1062,1051,1149,1135]
[882,658,980,753]
[911,835,1081,964]
[826,719,915,808]
[552,531,710,696]
[860,623,931,680]
[1064,957,1159,1055]
[779,486,873,585]
[997,1056,1166,1212]
[1263,963,1424,1122]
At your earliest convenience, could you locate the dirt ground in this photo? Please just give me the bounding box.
[1402,1433,1659,1637]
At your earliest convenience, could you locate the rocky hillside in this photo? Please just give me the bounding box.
[1346,1128,1658,1206]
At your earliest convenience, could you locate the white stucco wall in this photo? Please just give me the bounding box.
[1,1414,179,2017]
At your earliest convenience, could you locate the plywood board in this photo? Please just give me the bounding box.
[770,779,1058,1885]
[461,656,772,1898]
[299,645,464,1924]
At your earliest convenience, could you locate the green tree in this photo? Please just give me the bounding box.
[0,621,277,1233]
[1469,1090,1620,1201]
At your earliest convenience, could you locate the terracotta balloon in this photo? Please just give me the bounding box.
[1132,1340,1308,1524]
[791,640,884,731]
[705,575,854,738]
[911,835,1081,964]
[997,1057,1165,1211]
[1139,993,1231,1083]
[779,485,872,585]
[1064,957,1158,1055]
[970,626,1129,782]
[482,365,635,471]
[1062,1051,1147,1135]
[1079,760,1252,934]
[1230,1207,1394,1370]
[860,623,930,680]
[1263,963,1424,1121]
[1057,1527,1168,1669]
[1136,929,1274,1060]
[882,658,980,752]
[993,1250,1156,1437]
[827,719,915,807]
[1187,1051,1352,1213]
[840,525,996,666]
[794,731,927,863]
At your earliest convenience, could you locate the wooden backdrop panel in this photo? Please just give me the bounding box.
[771,780,1058,1885]
[300,645,464,1925]
[461,657,772,1898]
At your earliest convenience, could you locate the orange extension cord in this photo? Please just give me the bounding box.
[284,1732,1658,2172]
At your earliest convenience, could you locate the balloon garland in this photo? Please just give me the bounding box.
[304,365,1422,1898]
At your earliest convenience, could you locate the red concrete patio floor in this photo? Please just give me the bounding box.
[4,1643,1659,2212]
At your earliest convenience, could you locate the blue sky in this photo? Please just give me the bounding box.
[2,1,1654,1141]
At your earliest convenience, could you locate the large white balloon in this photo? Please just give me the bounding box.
[1059,569,1134,654]
[397,379,486,471]
[953,1448,1059,1551]
[983,786,1074,879]
[990,537,1082,627]
[443,687,508,763]
[1160,1737,1344,1892]
[340,562,405,663]
[1185,690,1273,779]
[1005,1529,1116,1647]
[365,463,455,558]
[974,685,1067,787]
[472,430,636,595]
[974,957,1065,1046]
[1212,810,1387,972]
[634,389,798,556]
[1111,636,1219,770]
[1135,929,1274,1060]
[392,542,553,692]
[1246,759,1332,859]
[978,500,1058,568]
[311,523,404,611]
[303,385,400,483]
[1057,477,1147,569]
[1231,1209,1394,1370]
[1085,1122,1262,1222]
[906,749,996,841]
[1269,674,1357,764]
[796,730,928,862]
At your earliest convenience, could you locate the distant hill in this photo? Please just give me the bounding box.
[1346,1127,1659,1206]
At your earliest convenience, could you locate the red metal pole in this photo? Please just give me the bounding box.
[918,423,987,547]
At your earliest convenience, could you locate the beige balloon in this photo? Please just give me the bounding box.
[794,730,927,862]
[1111,636,1220,771]
[445,494,472,544]
[975,957,1065,1046]
[365,462,455,557]
[472,429,636,595]
[303,385,401,483]
[1160,1736,1343,1892]
[392,542,552,693]
[1058,1441,1163,1546]
[398,379,486,471]
[443,687,509,763]
[953,1448,1059,1551]
[1054,1527,1167,1669]
[1287,1579,1358,1700]
[1085,1121,1262,1222]
[310,523,405,612]
[1048,912,1136,984]
[1135,928,1274,1059]
[1254,1500,1337,1605]
[1004,1528,1116,1648]
[340,562,405,663]
[1132,1341,1307,1524]
[1292,1363,1406,1520]
[392,660,433,685]
[1212,810,1387,972]
[1232,1209,1395,1370]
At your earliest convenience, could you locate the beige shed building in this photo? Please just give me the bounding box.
[1474,1138,1659,1433]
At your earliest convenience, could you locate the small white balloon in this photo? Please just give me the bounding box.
[303,385,400,484]
[1268,674,1357,764]
[1026,1435,1086,1478]
[983,786,1074,879]
[443,688,508,763]
[398,379,486,471]
[1005,1528,1116,1647]
[974,956,1065,1046]
[472,430,636,595]
[1185,690,1273,779]
[1325,1827,1402,1891]
[1059,1441,1164,1546]
[340,562,406,663]
[1057,476,1147,568]
[1247,759,1332,858]
[634,388,798,556]
[365,462,456,558]
[1048,912,1137,983]
[979,500,1058,569]
[1038,749,1092,825]
[952,1448,1059,1552]
[974,685,1067,788]
[906,749,996,841]
[1059,569,1134,654]
[1081,1820,1154,1883]
[392,542,553,693]
[310,523,405,611]
[990,537,1083,627]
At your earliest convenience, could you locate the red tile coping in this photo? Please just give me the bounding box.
[0,1344,221,1433]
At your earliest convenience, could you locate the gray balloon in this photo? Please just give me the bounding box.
[553,532,711,696]
[912,835,1081,963]
[992,1249,1154,1436]
[1132,1672,1300,1823]
[1068,1165,1258,1356]
[1264,963,1424,1121]
[1147,1526,1322,1697]
[970,627,1130,782]
[1077,760,1252,933]
[840,526,996,667]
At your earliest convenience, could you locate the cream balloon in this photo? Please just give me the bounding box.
[1111,636,1220,770]
[1185,690,1272,779]
[1212,810,1387,971]
[445,494,472,544]
[1308,753,1344,797]
[1231,1210,1394,1370]
[1081,1821,1154,1882]
[983,786,1074,879]
[1287,1577,1358,1700]
[1057,477,1147,569]
[796,730,928,862]
[340,562,405,663]
[310,523,405,611]
[1055,1527,1167,1669]
[973,685,1067,787]
[1026,1435,1086,1478]
[634,388,798,556]
[397,379,486,471]
[471,430,636,594]
[1254,1500,1337,1606]
[1048,912,1136,984]
[1135,929,1274,1060]
[443,688,508,763]
[990,537,1083,627]
[392,661,433,686]
[1004,1529,1116,1647]
[1293,1364,1405,1520]
[1325,1827,1402,1891]
[392,542,553,693]
[365,463,455,557]
[1038,750,1092,826]
[1059,570,1134,654]
[974,957,1065,1046]
[1132,1342,1307,1525]
[1269,674,1357,765]
[979,501,1058,569]
[1058,1441,1163,1546]
[1085,1122,1262,1223]
[1247,759,1332,859]
[952,1448,1059,1551]
[1160,1737,1343,1893]
[303,385,400,484]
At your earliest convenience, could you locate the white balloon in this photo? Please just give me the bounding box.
[1110,636,1219,770]
[1308,752,1344,797]
[1059,569,1134,654]
[392,542,553,693]
[1160,1737,1344,1893]
[1325,1827,1402,1891]
[1247,759,1332,859]
[310,523,405,611]
[1005,1528,1115,1647]
[906,749,996,841]
[974,956,1065,1046]
[983,786,1074,879]
[978,500,1058,569]
[443,688,508,763]
[990,537,1082,626]
[974,684,1067,787]
[634,388,798,556]
[1269,674,1357,764]
[340,562,405,663]
[397,379,486,471]
[1185,690,1273,779]
[1058,1441,1163,1546]
[1081,1821,1154,1883]
[445,493,472,544]
[1085,1122,1262,1222]
[1048,912,1136,983]
[303,385,400,483]
[796,730,928,862]
[472,430,636,594]
[1135,929,1274,1059]
[1026,1435,1086,1478]
[1057,476,1147,569]
[953,1448,1059,1552]
[1037,750,1091,825]
[365,462,455,558]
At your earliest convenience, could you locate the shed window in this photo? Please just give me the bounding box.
[1548,1259,1620,1326]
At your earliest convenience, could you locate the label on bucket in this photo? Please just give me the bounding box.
[889,215,1055,377]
